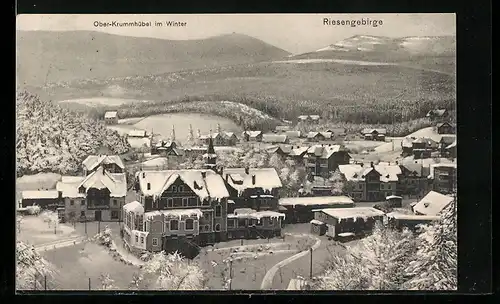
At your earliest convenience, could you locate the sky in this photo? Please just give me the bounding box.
[17,14,456,54]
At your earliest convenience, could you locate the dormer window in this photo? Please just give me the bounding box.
[172,185,177,192]
[386,174,390,178]
[79,186,86,194]
[178,185,184,192]
[353,173,358,178]
[424,202,430,208]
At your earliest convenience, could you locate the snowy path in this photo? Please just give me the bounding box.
[260,234,321,290]
[35,236,88,252]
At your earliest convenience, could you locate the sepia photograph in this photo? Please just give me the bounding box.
[16,13,457,292]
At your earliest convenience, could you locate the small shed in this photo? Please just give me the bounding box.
[314,207,385,239]
[279,196,354,223]
[310,219,327,235]
[21,190,61,209]
[104,111,118,124]
[385,213,439,231]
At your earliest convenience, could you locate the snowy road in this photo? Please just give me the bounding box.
[35,236,87,252]
[260,234,321,290]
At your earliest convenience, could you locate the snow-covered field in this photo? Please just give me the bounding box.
[374,127,443,153]
[58,97,150,107]
[274,58,397,66]
[17,216,78,246]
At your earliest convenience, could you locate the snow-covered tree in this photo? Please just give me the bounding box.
[403,200,457,290]
[187,124,195,146]
[140,251,207,290]
[311,222,417,290]
[170,125,176,142]
[99,273,116,290]
[350,222,417,290]
[16,241,56,290]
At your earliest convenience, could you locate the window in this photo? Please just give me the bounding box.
[138,216,144,231]
[238,219,246,228]
[202,199,210,206]
[173,198,182,207]
[178,185,184,192]
[215,223,221,232]
[380,184,385,190]
[80,211,85,217]
[69,211,75,218]
[269,217,274,225]
[182,198,188,207]
[205,225,210,232]
[215,205,222,217]
[81,200,86,206]
[203,212,210,220]
[257,219,263,226]
[152,238,158,246]
[70,200,74,206]
[170,220,179,231]
[140,236,144,244]
[185,218,194,230]
[172,186,177,193]
[167,198,173,208]
[111,211,119,219]
[188,197,197,207]
[113,199,118,206]
[227,219,235,228]
[135,235,139,243]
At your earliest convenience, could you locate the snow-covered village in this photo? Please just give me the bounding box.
[16,14,457,291]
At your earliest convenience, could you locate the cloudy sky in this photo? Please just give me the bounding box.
[17,14,455,54]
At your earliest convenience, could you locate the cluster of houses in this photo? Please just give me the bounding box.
[401,134,456,159]
[122,138,287,254]
[19,155,128,222]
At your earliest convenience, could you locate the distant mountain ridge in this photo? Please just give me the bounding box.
[294,35,456,58]
[16,31,290,86]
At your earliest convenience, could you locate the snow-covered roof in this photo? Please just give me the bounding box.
[386,195,402,200]
[319,207,385,222]
[298,115,309,120]
[56,177,86,198]
[413,191,454,216]
[136,169,229,201]
[123,201,144,213]
[78,168,127,198]
[275,126,291,131]
[233,208,256,215]
[287,279,306,290]
[128,129,147,137]
[401,137,414,148]
[222,168,283,195]
[279,196,354,207]
[305,144,346,159]
[262,134,288,143]
[144,208,203,220]
[361,128,387,135]
[426,109,447,117]
[243,131,263,138]
[374,165,402,182]
[310,115,320,120]
[310,219,325,225]
[386,213,440,221]
[337,164,364,181]
[289,146,309,156]
[307,132,319,138]
[228,210,285,221]
[82,155,125,171]
[104,111,118,118]
[21,190,59,200]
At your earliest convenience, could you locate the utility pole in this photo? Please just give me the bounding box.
[88,278,91,290]
[309,247,313,279]
[85,219,87,235]
[98,219,101,233]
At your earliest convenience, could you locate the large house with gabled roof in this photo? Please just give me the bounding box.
[304,144,351,177]
[82,155,125,175]
[56,165,127,222]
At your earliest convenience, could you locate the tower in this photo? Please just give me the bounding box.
[171,125,176,142]
[203,136,217,171]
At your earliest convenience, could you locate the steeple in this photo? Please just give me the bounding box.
[171,125,176,142]
[203,136,217,171]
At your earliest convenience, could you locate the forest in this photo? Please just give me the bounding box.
[16,91,130,177]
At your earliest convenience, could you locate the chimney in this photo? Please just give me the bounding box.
[102,166,105,174]
[395,161,398,165]
[370,161,374,168]
[201,171,207,178]
[219,167,224,176]
[142,172,145,178]
[252,175,256,185]
[147,183,151,190]
[245,167,250,175]
[360,163,364,167]
[225,174,229,183]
